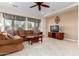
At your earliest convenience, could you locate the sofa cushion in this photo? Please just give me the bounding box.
[13,35,21,40]
[3,33,14,40]
[0,33,6,40]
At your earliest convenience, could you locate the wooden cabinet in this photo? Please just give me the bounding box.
[48,32,64,40]
[48,32,52,38]
[55,32,64,40]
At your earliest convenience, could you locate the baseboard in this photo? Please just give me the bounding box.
[64,38,77,42]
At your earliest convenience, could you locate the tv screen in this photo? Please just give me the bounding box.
[50,25,59,32]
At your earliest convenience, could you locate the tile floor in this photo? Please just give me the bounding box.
[7,38,79,56]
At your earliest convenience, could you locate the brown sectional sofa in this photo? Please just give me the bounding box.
[0,30,43,55]
[0,33,24,56]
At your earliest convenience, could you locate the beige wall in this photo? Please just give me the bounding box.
[46,9,78,41]
[78,3,79,45]
[40,18,47,37]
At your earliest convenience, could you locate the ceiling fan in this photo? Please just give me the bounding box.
[30,2,50,11]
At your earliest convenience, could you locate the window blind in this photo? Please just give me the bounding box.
[3,13,26,21]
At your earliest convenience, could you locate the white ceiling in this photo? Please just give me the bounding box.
[0,2,76,18]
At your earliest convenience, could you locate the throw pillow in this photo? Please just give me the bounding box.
[13,35,21,40]
[3,32,13,40]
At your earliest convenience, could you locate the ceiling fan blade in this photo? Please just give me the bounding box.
[41,4,50,8]
[38,5,41,11]
[30,5,37,8]
[34,2,43,4]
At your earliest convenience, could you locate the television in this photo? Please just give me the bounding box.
[50,25,59,32]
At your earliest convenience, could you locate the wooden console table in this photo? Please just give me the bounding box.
[48,32,64,40]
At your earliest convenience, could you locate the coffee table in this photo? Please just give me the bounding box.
[26,35,40,45]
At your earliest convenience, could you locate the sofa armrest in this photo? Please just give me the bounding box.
[0,39,23,46]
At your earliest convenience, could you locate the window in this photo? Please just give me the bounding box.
[28,21,34,29]
[4,19,25,32]
[4,19,13,33]
[27,17,41,31]
[14,20,25,30]
[3,13,26,33]
[3,13,41,33]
